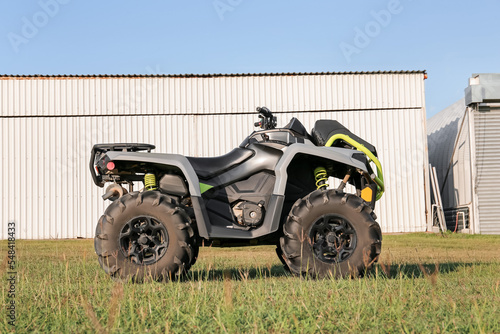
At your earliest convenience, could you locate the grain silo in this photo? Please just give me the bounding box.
[428,73,500,234]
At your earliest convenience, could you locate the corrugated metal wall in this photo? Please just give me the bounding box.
[1,74,424,116]
[0,72,429,239]
[474,106,500,234]
[427,99,472,210]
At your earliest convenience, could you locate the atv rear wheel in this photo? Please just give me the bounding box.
[94,191,197,282]
[280,190,382,278]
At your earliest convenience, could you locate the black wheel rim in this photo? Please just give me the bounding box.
[309,214,357,264]
[119,216,168,265]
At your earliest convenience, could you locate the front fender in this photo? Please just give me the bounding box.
[273,145,369,195]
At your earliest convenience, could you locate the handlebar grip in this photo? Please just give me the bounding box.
[256,106,272,117]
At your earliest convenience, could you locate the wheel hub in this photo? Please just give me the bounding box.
[309,214,357,264]
[326,233,338,244]
[138,234,149,245]
[119,216,169,265]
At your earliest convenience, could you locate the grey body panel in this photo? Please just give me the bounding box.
[105,151,202,196]
[159,174,188,196]
[207,143,282,186]
[273,145,369,194]
[191,196,210,238]
[206,195,284,239]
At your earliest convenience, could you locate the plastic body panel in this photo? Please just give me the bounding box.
[239,128,314,148]
[159,174,188,196]
[104,151,203,196]
[273,145,368,194]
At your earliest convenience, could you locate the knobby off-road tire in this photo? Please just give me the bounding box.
[94,191,197,282]
[280,190,382,279]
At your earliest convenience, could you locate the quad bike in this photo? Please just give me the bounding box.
[90,107,384,281]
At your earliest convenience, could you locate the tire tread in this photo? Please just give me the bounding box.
[280,189,382,279]
[94,191,198,282]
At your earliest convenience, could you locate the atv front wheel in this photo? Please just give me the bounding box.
[94,191,197,282]
[280,190,382,278]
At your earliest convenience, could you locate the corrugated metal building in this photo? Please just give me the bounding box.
[1,71,430,239]
[428,73,500,234]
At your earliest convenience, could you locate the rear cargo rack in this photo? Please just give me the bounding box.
[92,143,156,153]
[89,143,155,187]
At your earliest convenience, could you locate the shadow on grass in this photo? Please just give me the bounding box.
[180,261,479,282]
[369,262,475,279]
[181,264,290,282]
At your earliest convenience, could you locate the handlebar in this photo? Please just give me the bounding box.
[255,106,277,130]
[256,106,273,118]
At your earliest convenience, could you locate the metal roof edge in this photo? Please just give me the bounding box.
[465,73,500,106]
[0,70,427,79]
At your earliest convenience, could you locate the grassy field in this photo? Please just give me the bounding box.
[1,233,500,333]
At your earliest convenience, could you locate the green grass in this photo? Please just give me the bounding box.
[1,233,500,333]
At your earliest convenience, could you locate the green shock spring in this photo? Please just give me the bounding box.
[144,173,157,191]
[314,167,329,190]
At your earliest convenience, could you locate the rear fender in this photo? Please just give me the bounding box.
[98,151,211,238]
[104,151,202,195]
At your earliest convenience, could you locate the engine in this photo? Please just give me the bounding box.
[232,201,265,228]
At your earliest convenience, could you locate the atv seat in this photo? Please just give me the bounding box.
[311,120,378,156]
[187,148,254,180]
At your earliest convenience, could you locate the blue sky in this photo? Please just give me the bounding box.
[1,0,499,118]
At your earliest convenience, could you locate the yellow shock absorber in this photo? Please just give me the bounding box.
[144,173,157,191]
[314,167,329,190]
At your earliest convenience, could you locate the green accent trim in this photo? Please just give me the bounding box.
[325,134,385,200]
[199,183,214,194]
